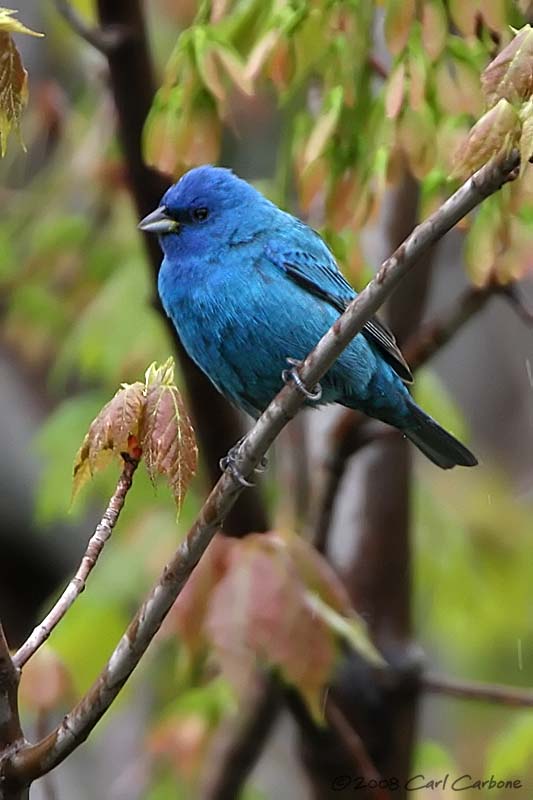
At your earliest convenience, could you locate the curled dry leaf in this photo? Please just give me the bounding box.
[481,25,533,107]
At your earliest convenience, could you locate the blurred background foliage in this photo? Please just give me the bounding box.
[1,1,533,798]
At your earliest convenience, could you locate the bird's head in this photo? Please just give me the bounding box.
[138,165,267,257]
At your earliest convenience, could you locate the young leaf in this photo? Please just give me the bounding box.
[452,98,520,178]
[421,0,447,62]
[385,61,405,119]
[72,382,146,500]
[0,8,43,155]
[204,532,381,721]
[481,25,533,107]
[519,99,533,176]
[141,360,197,511]
[384,0,415,56]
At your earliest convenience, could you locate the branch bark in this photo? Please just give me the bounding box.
[0,625,26,800]
[423,673,533,708]
[2,150,520,787]
[13,456,139,670]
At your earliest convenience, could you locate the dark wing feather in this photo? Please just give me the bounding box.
[265,231,413,384]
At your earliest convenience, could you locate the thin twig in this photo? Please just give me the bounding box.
[54,0,127,54]
[200,673,282,800]
[423,673,533,708]
[3,150,521,786]
[326,700,392,800]
[13,456,139,670]
[500,283,533,326]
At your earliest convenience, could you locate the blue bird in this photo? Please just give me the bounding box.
[139,165,477,470]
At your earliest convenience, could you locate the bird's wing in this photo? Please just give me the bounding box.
[265,230,413,384]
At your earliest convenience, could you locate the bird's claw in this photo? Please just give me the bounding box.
[282,358,322,401]
[219,440,268,486]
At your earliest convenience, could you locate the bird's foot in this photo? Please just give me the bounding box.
[282,358,322,401]
[219,439,269,486]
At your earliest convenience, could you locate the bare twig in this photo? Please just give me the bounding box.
[326,700,391,800]
[2,150,521,787]
[54,0,127,54]
[500,283,533,326]
[13,456,139,670]
[423,673,533,708]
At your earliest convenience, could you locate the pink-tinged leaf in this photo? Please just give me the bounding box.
[148,713,211,780]
[141,361,197,510]
[480,0,506,34]
[421,0,447,62]
[296,156,328,214]
[397,104,437,179]
[435,59,484,117]
[385,61,405,119]
[481,25,533,106]
[448,0,478,36]
[519,100,533,176]
[19,646,72,713]
[170,536,233,653]
[215,45,254,97]
[408,49,427,112]
[384,0,415,56]
[452,98,520,178]
[197,46,227,104]
[72,381,145,501]
[245,29,279,83]
[204,532,381,721]
[267,36,295,93]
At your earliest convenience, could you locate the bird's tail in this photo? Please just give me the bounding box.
[404,400,478,469]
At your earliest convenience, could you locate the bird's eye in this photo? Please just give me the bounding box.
[192,207,209,222]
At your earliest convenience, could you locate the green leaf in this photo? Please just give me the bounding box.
[487,714,533,780]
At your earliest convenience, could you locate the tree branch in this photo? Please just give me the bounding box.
[2,150,520,786]
[54,0,127,54]
[0,624,26,799]
[13,456,139,670]
[423,673,533,708]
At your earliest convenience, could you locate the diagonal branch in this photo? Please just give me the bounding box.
[13,456,139,670]
[2,150,521,786]
[423,673,533,708]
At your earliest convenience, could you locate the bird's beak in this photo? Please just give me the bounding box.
[138,206,180,235]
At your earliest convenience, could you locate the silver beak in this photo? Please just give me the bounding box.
[138,206,180,234]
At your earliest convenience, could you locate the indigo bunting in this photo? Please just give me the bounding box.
[139,166,477,469]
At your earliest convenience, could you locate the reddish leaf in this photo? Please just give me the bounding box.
[19,646,72,712]
[448,0,478,36]
[72,381,145,500]
[421,0,447,62]
[204,532,381,720]
[245,29,279,83]
[303,86,344,167]
[453,98,520,178]
[481,25,533,107]
[385,61,405,119]
[398,104,437,179]
[141,361,197,510]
